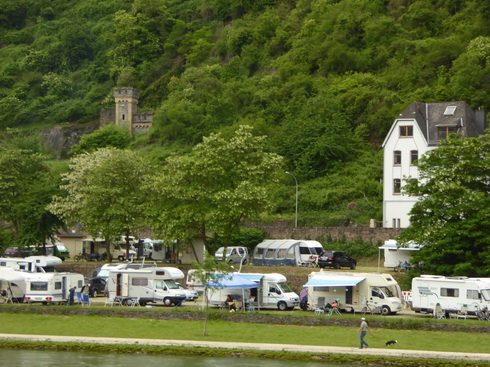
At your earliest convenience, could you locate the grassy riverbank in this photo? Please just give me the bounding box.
[0,312,489,354]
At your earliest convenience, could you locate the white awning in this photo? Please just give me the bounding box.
[304,277,365,287]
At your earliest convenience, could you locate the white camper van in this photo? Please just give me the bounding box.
[304,270,403,315]
[107,267,187,306]
[205,272,299,311]
[214,247,249,264]
[411,275,490,315]
[252,239,324,267]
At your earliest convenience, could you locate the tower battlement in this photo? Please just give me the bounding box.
[113,87,139,99]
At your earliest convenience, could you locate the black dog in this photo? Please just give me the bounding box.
[385,340,397,346]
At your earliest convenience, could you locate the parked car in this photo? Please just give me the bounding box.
[3,246,36,258]
[177,283,199,301]
[84,277,107,297]
[317,251,357,269]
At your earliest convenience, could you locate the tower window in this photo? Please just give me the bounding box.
[122,114,126,120]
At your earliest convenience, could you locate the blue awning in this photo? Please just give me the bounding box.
[304,277,365,287]
[206,274,258,289]
[235,273,263,283]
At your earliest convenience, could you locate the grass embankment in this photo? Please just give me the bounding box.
[0,312,489,354]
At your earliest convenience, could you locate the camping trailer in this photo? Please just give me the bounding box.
[252,239,324,267]
[107,267,187,306]
[411,275,490,314]
[304,270,403,315]
[207,272,300,311]
[23,271,84,304]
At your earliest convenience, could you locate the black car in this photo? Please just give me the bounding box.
[317,251,356,269]
[84,277,107,297]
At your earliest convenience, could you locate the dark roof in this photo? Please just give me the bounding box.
[398,101,486,146]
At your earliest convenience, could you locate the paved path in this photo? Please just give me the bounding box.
[0,333,489,362]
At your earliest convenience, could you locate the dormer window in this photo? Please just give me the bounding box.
[399,126,413,137]
[437,126,458,140]
[443,106,457,116]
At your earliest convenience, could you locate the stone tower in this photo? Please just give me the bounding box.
[113,87,139,131]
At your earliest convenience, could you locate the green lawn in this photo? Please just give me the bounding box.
[0,312,488,354]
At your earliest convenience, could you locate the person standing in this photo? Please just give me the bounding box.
[68,286,76,306]
[358,317,370,349]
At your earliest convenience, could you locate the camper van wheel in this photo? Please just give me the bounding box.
[118,255,125,261]
[277,301,288,311]
[163,298,172,307]
[381,306,391,315]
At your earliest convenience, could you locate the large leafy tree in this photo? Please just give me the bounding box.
[49,148,153,261]
[0,148,63,248]
[398,133,490,276]
[146,125,283,257]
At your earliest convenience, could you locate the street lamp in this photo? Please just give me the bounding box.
[285,171,298,228]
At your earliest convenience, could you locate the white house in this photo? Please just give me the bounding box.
[382,101,486,229]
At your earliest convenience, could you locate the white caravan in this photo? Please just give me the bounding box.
[23,271,84,304]
[107,267,187,306]
[411,275,490,314]
[94,261,157,280]
[304,270,403,315]
[206,272,300,311]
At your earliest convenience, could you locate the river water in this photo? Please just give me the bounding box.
[2,349,367,366]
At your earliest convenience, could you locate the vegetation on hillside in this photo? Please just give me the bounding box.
[0,0,489,227]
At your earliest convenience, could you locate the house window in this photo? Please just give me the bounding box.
[411,150,418,165]
[393,179,401,194]
[400,126,413,137]
[437,126,458,140]
[394,151,401,165]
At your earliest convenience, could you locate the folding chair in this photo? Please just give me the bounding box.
[456,304,468,319]
[433,303,446,319]
[75,292,83,305]
[128,297,140,307]
[82,293,91,307]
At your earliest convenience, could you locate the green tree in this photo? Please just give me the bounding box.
[397,133,490,276]
[70,124,132,156]
[49,148,153,261]
[146,125,283,256]
[189,253,232,336]
[0,148,63,248]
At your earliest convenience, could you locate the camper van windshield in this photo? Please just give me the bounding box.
[379,287,394,298]
[482,289,490,301]
[278,283,292,293]
[156,279,179,290]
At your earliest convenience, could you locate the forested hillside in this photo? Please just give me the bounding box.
[0,0,489,226]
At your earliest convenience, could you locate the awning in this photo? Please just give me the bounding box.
[304,277,365,287]
[206,273,258,289]
[235,273,263,283]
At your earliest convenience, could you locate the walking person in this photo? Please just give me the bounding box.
[358,317,370,349]
[68,286,76,306]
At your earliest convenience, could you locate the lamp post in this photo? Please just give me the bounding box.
[285,171,298,228]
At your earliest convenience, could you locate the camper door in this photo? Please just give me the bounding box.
[116,273,130,297]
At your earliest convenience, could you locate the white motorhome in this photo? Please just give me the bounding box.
[0,256,62,272]
[304,270,403,315]
[411,275,490,315]
[107,267,187,306]
[204,272,299,311]
[93,261,157,280]
[252,239,324,267]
